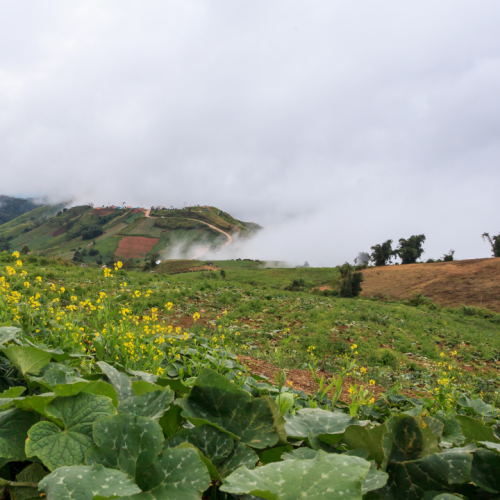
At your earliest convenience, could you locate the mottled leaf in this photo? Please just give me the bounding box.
[38,464,140,500]
[458,396,494,418]
[97,361,134,401]
[285,408,361,439]
[118,388,173,419]
[122,446,211,500]
[177,368,284,449]
[221,450,376,500]
[159,403,184,437]
[26,392,116,470]
[86,413,164,482]
[0,326,21,345]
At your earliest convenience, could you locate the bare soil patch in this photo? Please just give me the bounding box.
[115,236,159,259]
[51,226,68,237]
[360,258,500,312]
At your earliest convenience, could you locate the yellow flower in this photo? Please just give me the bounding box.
[440,352,445,357]
[36,276,42,282]
[360,367,367,374]
[193,312,200,321]
[16,260,23,267]
[134,290,141,298]
[165,302,173,311]
[24,282,30,289]
[369,380,375,385]
[12,251,20,258]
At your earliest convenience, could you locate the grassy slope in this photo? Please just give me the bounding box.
[5,254,498,398]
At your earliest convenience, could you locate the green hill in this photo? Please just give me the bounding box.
[0,195,41,225]
[0,203,260,264]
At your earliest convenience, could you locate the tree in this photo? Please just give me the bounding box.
[370,240,394,266]
[442,249,455,262]
[339,263,364,298]
[482,232,500,258]
[20,245,31,255]
[354,252,370,266]
[72,251,83,263]
[220,269,226,280]
[395,235,426,264]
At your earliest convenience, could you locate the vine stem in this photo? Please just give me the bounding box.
[0,480,38,488]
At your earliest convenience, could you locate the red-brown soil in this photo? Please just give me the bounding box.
[360,258,500,312]
[115,236,159,259]
[51,226,68,237]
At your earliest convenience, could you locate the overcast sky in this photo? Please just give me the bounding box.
[1,1,499,265]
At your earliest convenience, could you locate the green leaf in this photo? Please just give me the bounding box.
[221,450,375,500]
[0,326,21,345]
[382,446,473,500]
[118,388,174,419]
[439,417,465,448]
[275,393,294,416]
[458,396,494,418]
[0,386,26,399]
[458,415,500,444]
[177,368,284,449]
[123,446,211,500]
[127,368,158,384]
[423,494,464,500]
[131,380,163,396]
[259,445,294,465]
[471,448,500,493]
[52,380,119,407]
[38,464,140,500]
[218,441,259,479]
[13,393,56,417]
[282,448,318,461]
[2,345,52,375]
[97,361,134,401]
[423,417,445,440]
[479,441,500,453]
[285,408,361,439]
[0,409,39,464]
[156,377,190,396]
[9,463,48,500]
[26,392,116,470]
[86,413,164,483]
[159,403,184,437]
[164,424,234,467]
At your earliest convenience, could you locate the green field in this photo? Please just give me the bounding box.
[1,252,500,498]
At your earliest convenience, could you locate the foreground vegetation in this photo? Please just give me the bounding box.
[1,253,500,499]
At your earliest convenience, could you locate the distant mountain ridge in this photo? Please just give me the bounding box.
[0,195,41,225]
[0,202,261,263]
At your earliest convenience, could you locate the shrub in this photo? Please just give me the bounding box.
[20,245,31,255]
[338,263,363,298]
[443,249,455,261]
[89,248,100,256]
[482,232,500,257]
[369,348,399,367]
[284,278,308,291]
[72,250,83,263]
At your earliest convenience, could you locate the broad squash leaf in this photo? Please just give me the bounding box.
[382,446,473,500]
[86,413,164,482]
[121,446,211,500]
[471,448,500,493]
[13,393,56,417]
[221,450,377,500]
[118,388,174,419]
[38,464,140,500]
[343,422,390,467]
[2,345,52,375]
[285,408,361,439]
[458,396,494,418]
[281,448,388,495]
[159,403,184,437]
[127,368,158,384]
[457,415,500,444]
[9,463,48,500]
[178,368,285,449]
[0,409,39,465]
[26,392,116,470]
[97,361,134,401]
[131,380,163,395]
[218,441,259,479]
[0,326,21,346]
[52,380,119,407]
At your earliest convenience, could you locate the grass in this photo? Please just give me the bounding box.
[2,251,498,402]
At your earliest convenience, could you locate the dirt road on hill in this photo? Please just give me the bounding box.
[143,209,233,260]
[360,257,500,312]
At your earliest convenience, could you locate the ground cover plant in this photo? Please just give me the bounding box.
[1,252,500,499]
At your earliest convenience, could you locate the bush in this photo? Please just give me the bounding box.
[89,248,100,256]
[338,263,363,298]
[81,225,104,240]
[369,348,399,367]
[482,232,500,257]
[443,249,455,261]
[72,250,83,263]
[20,245,31,255]
[284,278,308,291]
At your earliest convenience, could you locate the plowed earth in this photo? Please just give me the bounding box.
[360,257,500,312]
[115,236,159,258]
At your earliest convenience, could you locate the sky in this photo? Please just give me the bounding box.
[1,1,499,266]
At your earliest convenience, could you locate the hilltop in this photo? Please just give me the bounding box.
[0,203,260,263]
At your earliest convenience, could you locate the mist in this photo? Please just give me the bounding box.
[1,1,499,265]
